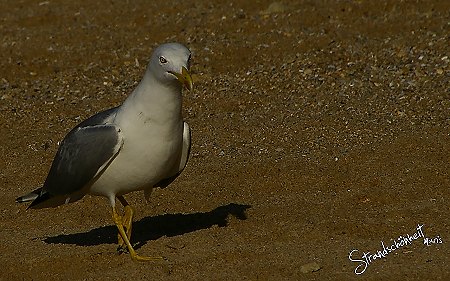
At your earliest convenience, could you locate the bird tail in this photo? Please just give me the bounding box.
[16,188,42,203]
[16,187,84,209]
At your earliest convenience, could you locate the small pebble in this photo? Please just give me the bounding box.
[300,262,322,273]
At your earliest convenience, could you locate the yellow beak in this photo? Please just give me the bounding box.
[170,66,193,91]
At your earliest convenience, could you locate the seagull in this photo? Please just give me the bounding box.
[16,42,193,262]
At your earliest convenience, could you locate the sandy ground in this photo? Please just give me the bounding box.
[0,0,449,280]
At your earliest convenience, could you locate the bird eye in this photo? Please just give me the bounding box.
[159,56,168,64]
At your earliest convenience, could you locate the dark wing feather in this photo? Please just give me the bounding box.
[42,124,122,196]
[72,107,118,129]
[23,107,123,208]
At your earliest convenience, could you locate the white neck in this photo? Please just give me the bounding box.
[116,69,183,126]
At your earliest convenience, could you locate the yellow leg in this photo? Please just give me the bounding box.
[112,206,164,262]
[117,196,134,252]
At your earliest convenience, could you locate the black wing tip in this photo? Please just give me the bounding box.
[15,189,41,204]
[15,188,51,209]
[15,196,27,203]
[28,192,51,209]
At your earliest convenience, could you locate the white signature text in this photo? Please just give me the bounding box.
[348,224,443,275]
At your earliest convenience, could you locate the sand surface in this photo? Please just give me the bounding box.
[0,1,449,280]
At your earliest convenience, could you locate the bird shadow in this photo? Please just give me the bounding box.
[43,203,251,249]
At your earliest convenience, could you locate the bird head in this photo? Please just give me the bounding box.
[149,43,193,92]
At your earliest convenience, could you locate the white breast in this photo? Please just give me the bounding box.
[89,108,184,199]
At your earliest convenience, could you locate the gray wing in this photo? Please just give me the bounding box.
[43,124,123,196]
[20,107,123,209]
